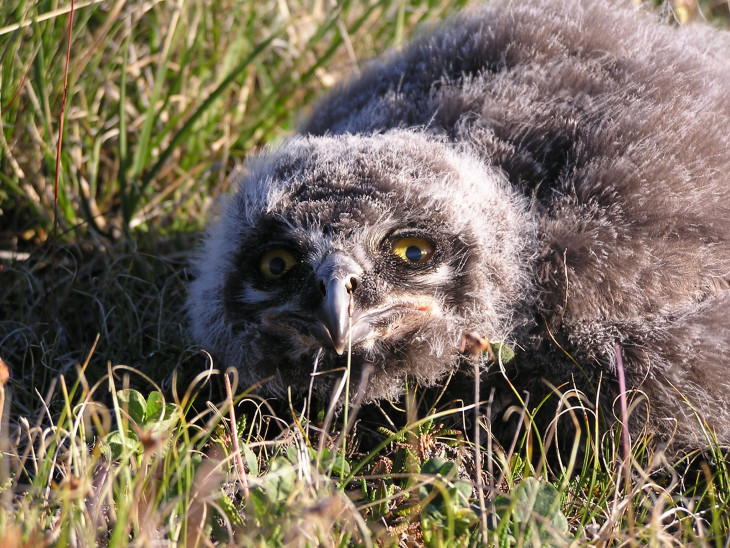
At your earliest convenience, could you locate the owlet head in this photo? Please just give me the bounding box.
[188,130,534,401]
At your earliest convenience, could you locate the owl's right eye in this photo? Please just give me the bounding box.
[260,249,296,279]
[392,237,434,264]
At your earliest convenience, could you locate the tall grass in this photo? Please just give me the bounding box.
[0,0,468,242]
[0,0,729,546]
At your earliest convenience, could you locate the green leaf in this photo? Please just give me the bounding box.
[145,391,179,432]
[103,430,140,460]
[493,477,569,546]
[490,342,516,368]
[313,447,352,477]
[145,391,165,422]
[286,444,298,464]
[117,388,146,425]
[420,457,454,477]
[263,457,297,504]
[329,452,351,477]
[243,445,259,477]
[419,458,472,511]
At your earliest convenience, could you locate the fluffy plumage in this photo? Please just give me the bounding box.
[190,0,730,452]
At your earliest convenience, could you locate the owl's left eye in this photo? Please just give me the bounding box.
[260,249,297,279]
[392,237,434,264]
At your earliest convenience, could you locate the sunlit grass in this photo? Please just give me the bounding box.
[1,347,728,545]
[0,0,469,242]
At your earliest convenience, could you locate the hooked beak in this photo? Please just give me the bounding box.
[318,278,353,354]
[315,252,361,355]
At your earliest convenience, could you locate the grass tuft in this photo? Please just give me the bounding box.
[1,355,728,545]
[1,0,470,243]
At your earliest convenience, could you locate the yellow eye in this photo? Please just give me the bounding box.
[259,249,296,279]
[392,237,434,264]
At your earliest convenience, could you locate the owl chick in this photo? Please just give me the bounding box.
[189,0,730,452]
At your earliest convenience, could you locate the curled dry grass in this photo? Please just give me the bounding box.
[0,343,728,546]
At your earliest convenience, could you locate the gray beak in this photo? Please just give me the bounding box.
[315,251,361,354]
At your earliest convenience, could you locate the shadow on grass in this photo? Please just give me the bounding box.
[1,234,728,546]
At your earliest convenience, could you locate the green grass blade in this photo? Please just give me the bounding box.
[135,29,282,204]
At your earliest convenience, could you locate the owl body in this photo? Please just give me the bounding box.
[190,0,730,451]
